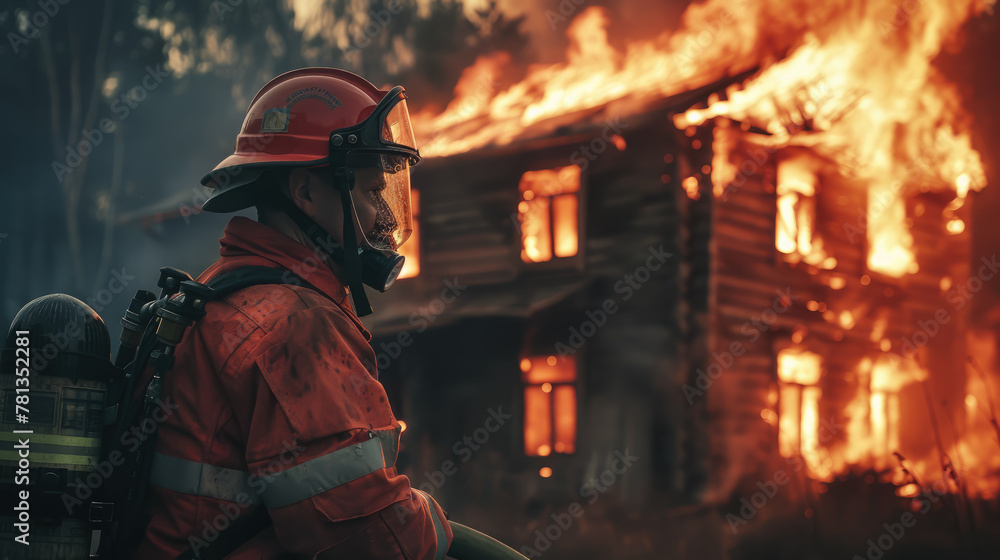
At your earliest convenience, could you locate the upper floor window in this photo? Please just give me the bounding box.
[775,152,834,269]
[518,166,580,263]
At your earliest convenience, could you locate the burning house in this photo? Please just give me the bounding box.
[113,1,999,557]
[360,3,999,557]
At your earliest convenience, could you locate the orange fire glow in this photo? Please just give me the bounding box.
[518,166,581,263]
[523,356,577,457]
[413,5,760,157]
[777,350,830,477]
[397,190,420,279]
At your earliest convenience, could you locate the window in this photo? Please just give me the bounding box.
[522,355,576,456]
[518,166,580,263]
[397,189,420,279]
[867,356,920,470]
[776,349,825,476]
[775,153,834,269]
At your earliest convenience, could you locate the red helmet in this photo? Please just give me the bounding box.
[201,67,419,250]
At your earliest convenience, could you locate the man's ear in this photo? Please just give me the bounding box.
[287,168,314,209]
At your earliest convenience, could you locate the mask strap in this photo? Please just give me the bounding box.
[264,187,372,317]
[334,167,374,317]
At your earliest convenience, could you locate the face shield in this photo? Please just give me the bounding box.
[335,86,420,255]
[346,152,412,252]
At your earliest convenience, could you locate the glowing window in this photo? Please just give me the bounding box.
[866,356,923,470]
[518,166,580,263]
[397,190,420,279]
[776,349,826,477]
[775,153,833,269]
[522,355,576,456]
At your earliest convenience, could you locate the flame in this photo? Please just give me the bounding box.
[674,0,990,279]
[868,183,917,277]
[414,3,764,157]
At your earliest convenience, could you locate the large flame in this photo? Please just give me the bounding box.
[675,0,990,278]
[414,3,764,157]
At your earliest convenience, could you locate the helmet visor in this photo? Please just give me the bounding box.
[380,98,418,151]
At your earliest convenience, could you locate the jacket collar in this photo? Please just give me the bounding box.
[199,216,370,339]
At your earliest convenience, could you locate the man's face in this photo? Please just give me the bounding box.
[299,166,396,249]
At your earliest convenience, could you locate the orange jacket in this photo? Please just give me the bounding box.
[134,216,452,559]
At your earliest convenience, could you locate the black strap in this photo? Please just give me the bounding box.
[206,265,320,298]
[335,170,373,316]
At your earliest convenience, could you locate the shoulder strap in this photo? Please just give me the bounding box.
[205,265,319,300]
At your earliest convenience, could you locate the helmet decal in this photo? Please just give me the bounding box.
[284,86,343,111]
[260,107,290,133]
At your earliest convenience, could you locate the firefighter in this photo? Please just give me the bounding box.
[132,68,452,559]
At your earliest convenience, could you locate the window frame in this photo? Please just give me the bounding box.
[521,354,578,457]
[515,164,586,273]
